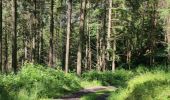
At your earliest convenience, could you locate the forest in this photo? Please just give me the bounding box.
[0,0,170,100]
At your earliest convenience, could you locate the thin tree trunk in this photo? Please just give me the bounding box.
[88,28,92,70]
[4,30,8,73]
[49,0,54,67]
[0,0,2,72]
[32,0,37,63]
[112,38,116,71]
[39,28,43,63]
[87,1,92,70]
[96,25,100,70]
[85,39,88,70]
[24,31,28,62]
[112,6,117,71]
[107,0,112,62]
[12,0,17,73]
[126,40,131,69]
[77,0,86,75]
[102,0,107,71]
[65,0,72,73]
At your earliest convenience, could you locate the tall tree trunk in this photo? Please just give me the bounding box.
[0,0,2,72]
[77,0,86,75]
[149,1,157,66]
[112,38,116,71]
[65,0,72,73]
[112,6,117,71]
[32,0,37,63]
[49,0,54,67]
[102,0,107,71]
[88,28,92,70]
[4,30,8,73]
[87,1,92,70]
[107,0,112,63]
[24,31,28,62]
[12,0,17,73]
[96,25,100,70]
[126,40,131,69]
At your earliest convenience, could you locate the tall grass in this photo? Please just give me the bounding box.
[82,69,133,87]
[109,69,170,100]
[0,64,81,99]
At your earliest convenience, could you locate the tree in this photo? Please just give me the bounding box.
[12,0,17,73]
[101,0,107,71]
[77,0,86,75]
[65,0,72,73]
[107,0,112,64]
[0,0,2,72]
[4,28,8,73]
[49,0,54,67]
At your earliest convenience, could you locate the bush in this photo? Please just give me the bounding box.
[109,70,170,100]
[0,63,81,99]
[82,69,133,87]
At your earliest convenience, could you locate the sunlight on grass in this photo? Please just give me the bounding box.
[109,71,170,100]
[80,80,102,88]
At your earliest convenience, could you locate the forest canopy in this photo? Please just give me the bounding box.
[0,0,170,73]
[0,0,170,100]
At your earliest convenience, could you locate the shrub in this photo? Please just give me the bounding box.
[0,63,81,99]
[109,70,170,100]
[82,69,133,87]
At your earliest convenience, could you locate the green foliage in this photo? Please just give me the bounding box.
[82,69,133,87]
[80,90,113,100]
[0,64,82,99]
[80,80,102,88]
[109,70,170,100]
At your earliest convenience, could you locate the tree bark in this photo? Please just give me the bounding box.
[4,30,8,73]
[65,0,72,73]
[32,0,37,63]
[49,0,54,67]
[107,0,112,62]
[77,0,86,75]
[12,0,17,73]
[101,0,107,71]
[96,25,100,70]
[0,0,2,72]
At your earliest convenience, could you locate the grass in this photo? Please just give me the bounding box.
[82,69,133,87]
[80,80,102,88]
[108,70,170,100]
[1,64,169,100]
[0,64,82,99]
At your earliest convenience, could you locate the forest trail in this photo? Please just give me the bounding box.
[59,86,117,100]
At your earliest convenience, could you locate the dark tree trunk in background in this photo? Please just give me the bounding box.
[24,31,28,62]
[49,0,54,67]
[65,0,72,73]
[101,0,107,71]
[12,0,17,73]
[4,30,8,73]
[32,0,37,63]
[0,0,2,72]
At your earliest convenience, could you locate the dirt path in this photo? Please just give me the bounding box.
[59,86,116,100]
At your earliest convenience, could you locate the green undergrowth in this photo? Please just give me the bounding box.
[80,90,114,100]
[82,69,133,87]
[0,64,81,100]
[1,64,168,100]
[0,64,104,100]
[109,70,170,100]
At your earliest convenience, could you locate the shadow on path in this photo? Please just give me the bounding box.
[59,86,116,100]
